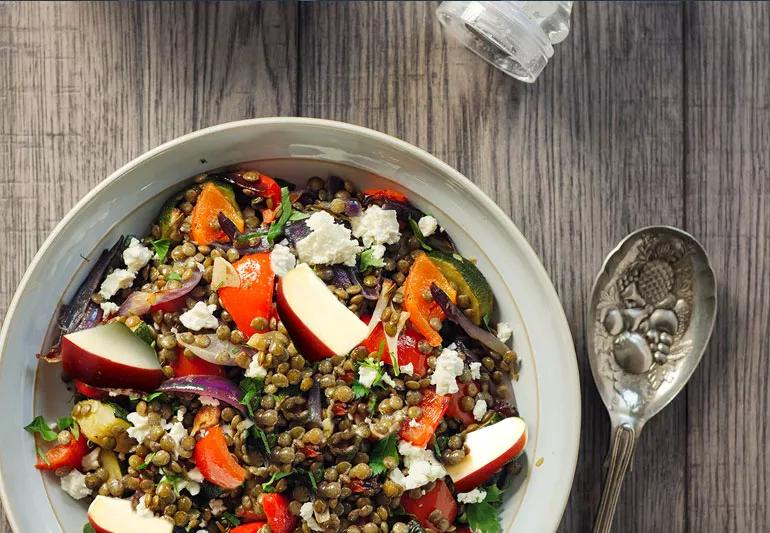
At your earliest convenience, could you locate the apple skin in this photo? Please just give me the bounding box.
[446,417,527,492]
[61,325,164,391]
[275,278,336,362]
[88,496,173,533]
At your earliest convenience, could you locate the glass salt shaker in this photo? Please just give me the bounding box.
[436,1,573,83]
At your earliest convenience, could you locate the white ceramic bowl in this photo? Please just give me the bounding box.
[0,118,579,533]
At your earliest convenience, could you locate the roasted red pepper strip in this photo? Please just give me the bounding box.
[74,379,107,399]
[402,479,458,530]
[35,431,89,471]
[362,317,428,377]
[230,522,267,533]
[193,425,246,489]
[172,347,225,377]
[399,388,450,448]
[218,253,274,338]
[363,188,410,204]
[260,493,297,533]
[446,382,477,426]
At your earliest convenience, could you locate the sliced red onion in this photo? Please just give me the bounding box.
[430,283,511,356]
[157,375,245,413]
[176,333,247,366]
[367,279,396,334]
[378,200,424,222]
[295,189,318,206]
[284,220,311,245]
[217,212,241,242]
[118,291,153,317]
[153,268,202,306]
[308,381,323,428]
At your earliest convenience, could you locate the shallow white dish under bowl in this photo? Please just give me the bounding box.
[0,118,580,533]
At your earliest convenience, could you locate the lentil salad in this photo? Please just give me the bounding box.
[29,170,526,533]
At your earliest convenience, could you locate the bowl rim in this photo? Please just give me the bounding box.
[0,117,580,532]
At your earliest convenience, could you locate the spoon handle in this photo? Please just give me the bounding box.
[593,423,638,533]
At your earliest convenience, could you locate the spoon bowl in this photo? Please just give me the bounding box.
[587,226,716,532]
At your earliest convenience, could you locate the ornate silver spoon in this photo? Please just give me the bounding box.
[587,226,716,533]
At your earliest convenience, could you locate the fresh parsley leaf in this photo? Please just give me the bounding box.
[308,468,323,491]
[375,340,385,361]
[367,395,378,414]
[369,433,399,476]
[57,416,79,440]
[167,271,182,281]
[221,512,240,527]
[288,210,310,221]
[239,377,264,418]
[250,426,273,455]
[24,416,58,442]
[144,391,167,402]
[352,381,369,399]
[408,218,433,251]
[359,247,385,271]
[433,435,448,457]
[83,523,97,533]
[484,483,505,504]
[235,230,267,247]
[261,470,294,492]
[132,322,155,346]
[266,187,293,245]
[36,446,50,465]
[108,403,129,420]
[433,437,441,458]
[466,501,501,533]
[136,452,156,470]
[150,238,171,263]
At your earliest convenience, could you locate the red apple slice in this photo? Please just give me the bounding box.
[61,322,164,391]
[276,263,369,361]
[446,416,527,492]
[88,495,173,533]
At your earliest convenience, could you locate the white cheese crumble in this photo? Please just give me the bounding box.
[98,269,135,299]
[209,499,226,516]
[164,421,187,458]
[417,215,438,237]
[81,447,100,471]
[123,237,154,273]
[296,211,362,266]
[497,321,513,343]
[369,243,386,261]
[174,477,200,496]
[401,363,414,376]
[358,364,381,388]
[99,301,119,318]
[430,347,465,395]
[126,412,151,443]
[457,488,487,504]
[176,406,187,422]
[408,418,420,428]
[270,244,297,277]
[187,467,204,483]
[381,373,396,388]
[179,301,218,331]
[199,395,220,407]
[388,440,447,490]
[351,205,401,247]
[135,498,154,518]
[300,501,325,532]
[469,361,482,380]
[245,357,267,379]
[60,470,91,500]
[473,399,488,421]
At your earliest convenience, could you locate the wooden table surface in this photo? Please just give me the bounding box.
[1,2,768,531]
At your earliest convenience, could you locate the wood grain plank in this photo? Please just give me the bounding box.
[298,2,685,531]
[684,3,770,531]
[0,2,296,530]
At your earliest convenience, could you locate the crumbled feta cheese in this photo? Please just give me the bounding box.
[473,399,488,421]
[100,301,119,318]
[108,388,135,397]
[388,440,447,490]
[497,321,513,343]
[135,498,154,518]
[270,244,297,277]
[381,373,396,387]
[457,488,487,504]
[164,421,187,458]
[175,478,200,496]
[469,362,482,380]
[408,419,420,428]
[199,395,220,407]
[126,412,151,443]
[187,467,204,483]
[417,215,438,237]
[296,211,362,266]
[176,406,187,421]
[81,447,100,471]
[209,499,226,516]
[245,357,267,379]
[98,269,135,299]
[60,470,91,500]
[430,347,465,395]
[358,364,381,388]
[401,363,414,376]
[300,502,325,531]
[123,237,153,272]
[179,301,218,331]
[369,244,386,261]
[351,205,401,247]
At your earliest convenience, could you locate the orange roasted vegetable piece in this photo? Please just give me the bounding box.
[190,183,244,245]
[403,254,456,346]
